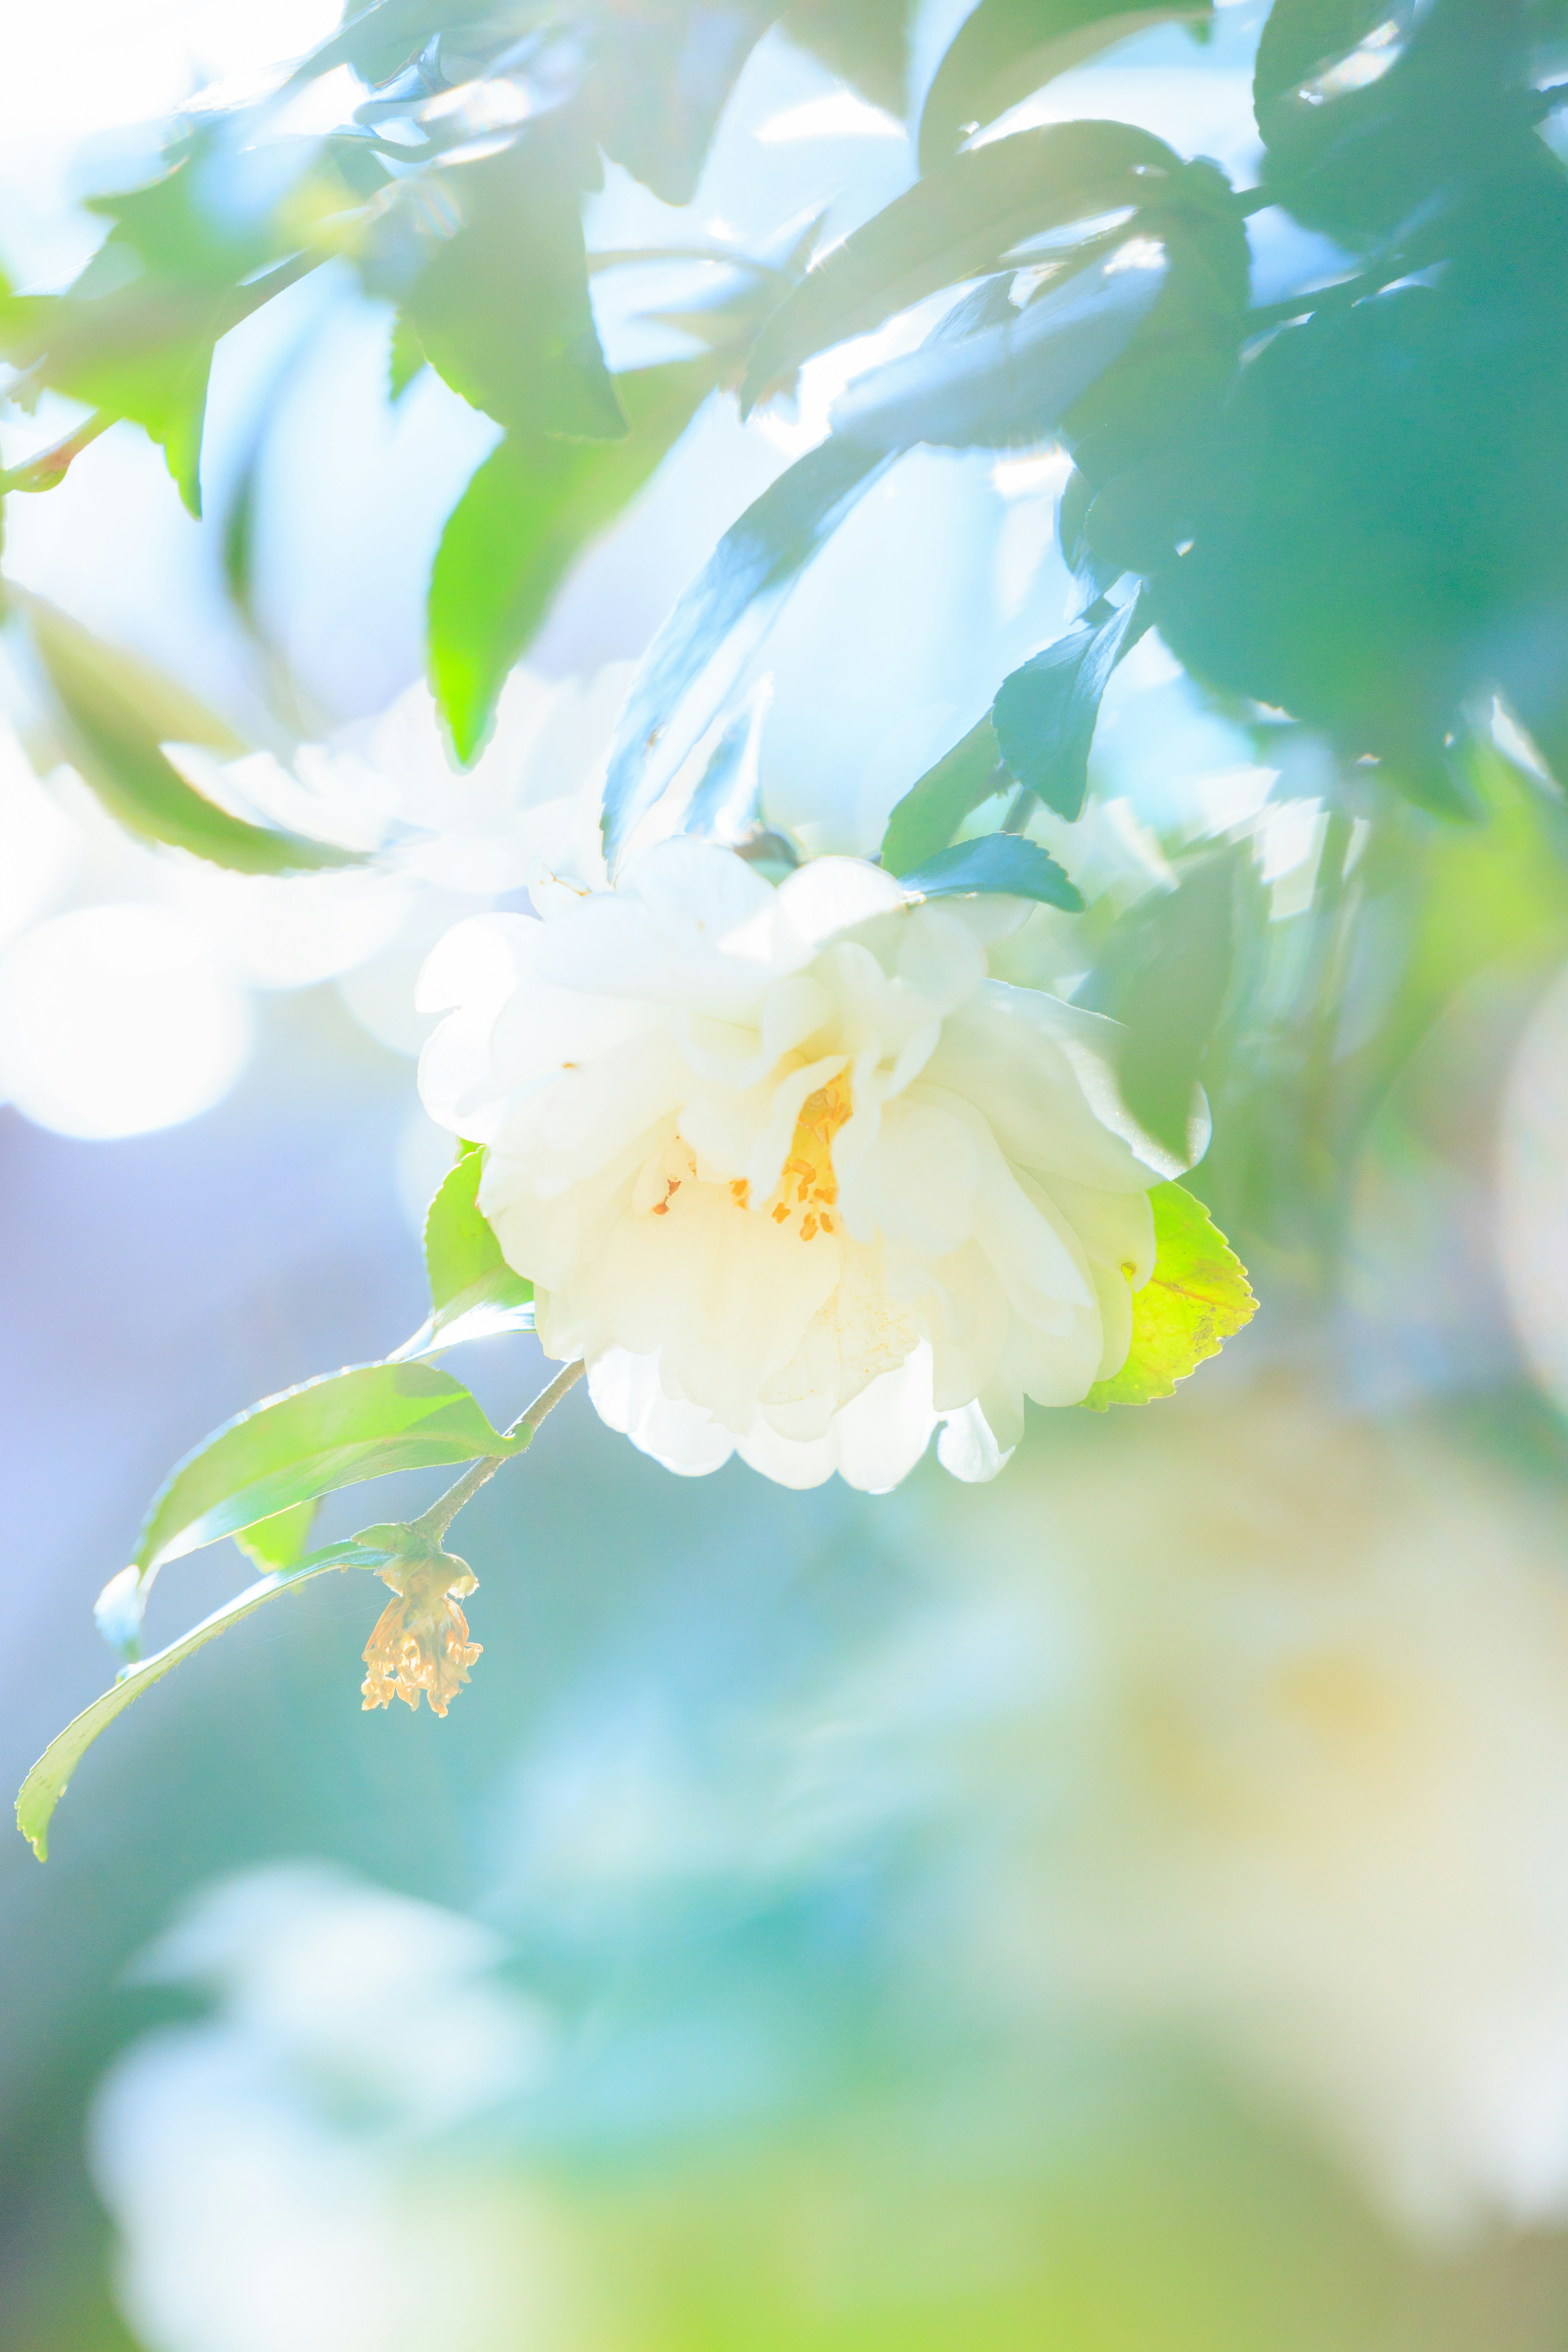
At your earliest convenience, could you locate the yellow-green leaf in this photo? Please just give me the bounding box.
[18,1539,394,1861]
[1084,1181,1255,1408]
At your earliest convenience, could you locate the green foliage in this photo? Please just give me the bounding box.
[991,593,1148,820]
[232,1502,319,1573]
[741,119,1178,408]
[879,717,1007,873]
[13,594,363,874]
[601,437,892,868]
[410,1145,535,1353]
[920,0,1214,167]
[1084,1181,1256,1408]
[390,126,624,442]
[430,364,714,761]
[114,1361,521,1641]
[17,1536,399,1860]
[1105,855,1238,1161]
[897,831,1085,909]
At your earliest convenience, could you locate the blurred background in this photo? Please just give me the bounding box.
[11,3,1568,2348]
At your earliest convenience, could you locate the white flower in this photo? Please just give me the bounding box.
[418,838,1188,1491]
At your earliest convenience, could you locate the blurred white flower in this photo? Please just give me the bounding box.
[418,838,1184,1491]
[92,1868,577,2352]
[871,1383,1568,2238]
[181,665,628,898]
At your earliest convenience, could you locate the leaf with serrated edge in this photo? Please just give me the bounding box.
[18,1540,395,1860]
[1083,1182,1255,1408]
[880,717,1007,873]
[991,594,1149,821]
[898,831,1085,911]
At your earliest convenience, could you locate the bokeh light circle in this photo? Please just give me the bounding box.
[0,904,252,1140]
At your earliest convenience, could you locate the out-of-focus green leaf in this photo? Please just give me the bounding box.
[400,1145,535,1354]
[232,1501,319,1573]
[1115,855,1236,1160]
[830,235,1169,450]
[18,1537,396,1861]
[123,1360,521,1608]
[784,0,910,115]
[595,0,776,205]
[1083,1180,1255,1408]
[920,0,1213,168]
[879,715,1006,872]
[601,436,893,869]
[16,596,363,874]
[388,311,426,401]
[430,363,710,762]
[398,126,624,440]
[741,119,1178,410]
[990,591,1148,820]
[897,830,1085,909]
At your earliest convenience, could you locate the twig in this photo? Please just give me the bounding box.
[410,1359,586,1544]
[0,409,114,493]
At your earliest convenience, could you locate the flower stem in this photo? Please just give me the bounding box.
[410,1359,585,1545]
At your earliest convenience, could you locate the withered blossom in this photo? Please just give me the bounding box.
[360,1545,482,1717]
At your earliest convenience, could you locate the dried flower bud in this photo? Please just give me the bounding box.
[360,1543,481,1717]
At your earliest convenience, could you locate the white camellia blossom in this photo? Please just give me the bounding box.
[417,837,1191,1491]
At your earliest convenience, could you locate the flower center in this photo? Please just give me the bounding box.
[766,1074,852,1241]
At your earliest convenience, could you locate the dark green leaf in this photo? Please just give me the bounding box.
[403,1145,535,1354]
[879,715,1006,871]
[990,591,1148,820]
[601,436,893,870]
[396,124,624,440]
[17,595,363,874]
[896,829,1085,909]
[430,363,711,762]
[1082,1180,1255,1408]
[920,0,1213,169]
[740,119,1179,411]
[18,1537,396,1861]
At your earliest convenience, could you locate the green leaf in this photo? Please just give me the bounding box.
[397,126,624,441]
[919,0,1213,169]
[1083,1180,1255,1408]
[16,595,364,875]
[601,436,893,871]
[784,0,910,115]
[401,1145,535,1354]
[896,830,1084,909]
[1113,854,1236,1160]
[118,1360,521,1635]
[388,311,425,402]
[829,235,1169,451]
[18,1538,396,1860]
[430,363,710,762]
[740,119,1178,412]
[879,715,1007,872]
[990,592,1148,821]
[233,1501,319,1573]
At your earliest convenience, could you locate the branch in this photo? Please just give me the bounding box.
[410,1358,586,1543]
